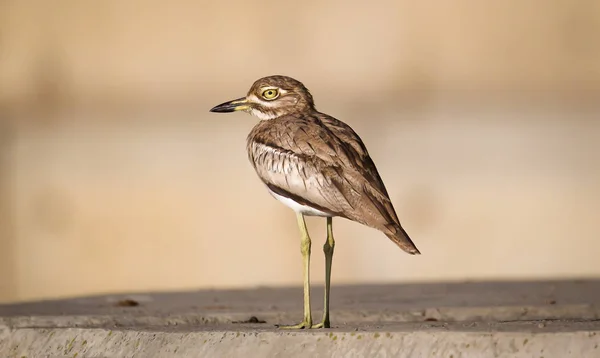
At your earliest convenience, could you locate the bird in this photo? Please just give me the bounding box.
[209,75,420,329]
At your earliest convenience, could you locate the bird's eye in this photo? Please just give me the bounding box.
[261,88,279,100]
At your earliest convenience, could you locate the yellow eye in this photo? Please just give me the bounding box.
[261,88,279,100]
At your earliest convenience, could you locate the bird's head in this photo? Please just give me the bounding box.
[209,75,315,120]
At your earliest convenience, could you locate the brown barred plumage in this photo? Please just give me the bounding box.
[212,75,419,254]
[210,75,420,329]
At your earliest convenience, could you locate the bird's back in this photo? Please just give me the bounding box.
[247,112,420,255]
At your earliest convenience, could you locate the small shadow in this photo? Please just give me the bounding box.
[232,316,266,324]
[115,299,140,307]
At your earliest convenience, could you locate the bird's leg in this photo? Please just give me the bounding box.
[312,217,335,329]
[279,213,313,329]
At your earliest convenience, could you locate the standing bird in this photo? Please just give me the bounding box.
[210,75,420,329]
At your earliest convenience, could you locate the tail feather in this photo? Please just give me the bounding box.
[385,225,420,255]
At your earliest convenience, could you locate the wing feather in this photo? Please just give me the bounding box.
[246,113,419,254]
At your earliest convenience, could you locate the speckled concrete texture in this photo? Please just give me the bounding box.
[1,280,600,357]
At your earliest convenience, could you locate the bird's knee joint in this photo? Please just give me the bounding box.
[323,242,334,255]
[300,240,311,255]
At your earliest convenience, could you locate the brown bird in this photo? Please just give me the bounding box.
[210,75,419,329]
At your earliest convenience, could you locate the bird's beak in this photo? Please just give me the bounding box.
[209,97,249,113]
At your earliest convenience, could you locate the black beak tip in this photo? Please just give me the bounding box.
[209,97,246,113]
[209,105,231,113]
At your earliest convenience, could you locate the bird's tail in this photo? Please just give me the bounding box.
[385,225,421,255]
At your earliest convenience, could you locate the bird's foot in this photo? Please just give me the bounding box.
[311,320,330,329]
[277,319,313,330]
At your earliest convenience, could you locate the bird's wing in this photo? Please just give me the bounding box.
[247,114,419,253]
[247,115,408,239]
[317,114,393,198]
[247,116,352,217]
[317,114,404,231]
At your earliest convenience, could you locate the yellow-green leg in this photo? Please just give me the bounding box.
[312,217,335,328]
[279,213,313,329]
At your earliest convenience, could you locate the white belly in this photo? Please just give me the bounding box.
[268,189,332,217]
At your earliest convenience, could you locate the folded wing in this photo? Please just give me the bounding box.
[247,114,420,254]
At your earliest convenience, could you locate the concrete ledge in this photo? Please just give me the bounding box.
[2,322,600,358]
[2,280,600,357]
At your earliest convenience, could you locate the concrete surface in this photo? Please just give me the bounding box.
[1,280,600,357]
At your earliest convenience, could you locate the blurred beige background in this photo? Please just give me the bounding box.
[1,0,599,303]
